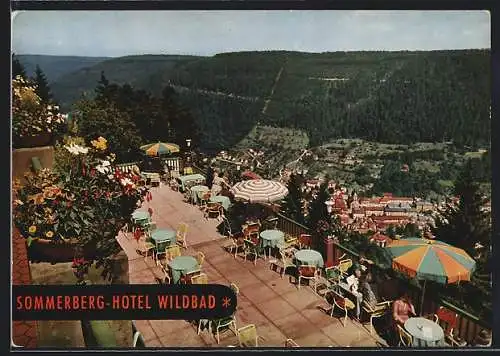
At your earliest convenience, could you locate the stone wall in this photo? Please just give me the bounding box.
[12,146,54,184]
[30,250,132,348]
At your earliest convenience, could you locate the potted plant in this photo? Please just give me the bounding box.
[13,136,149,283]
[12,75,66,148]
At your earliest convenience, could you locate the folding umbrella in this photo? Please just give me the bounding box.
[385,238,476,315]
[230,179,288,204]
[140,142,180,156]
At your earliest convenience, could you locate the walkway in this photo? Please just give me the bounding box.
[12,228,38,348]
[117,185,387,347]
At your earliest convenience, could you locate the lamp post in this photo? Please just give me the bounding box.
[185,138,192,173]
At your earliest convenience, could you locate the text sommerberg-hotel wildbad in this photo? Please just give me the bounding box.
[16,294,216,311]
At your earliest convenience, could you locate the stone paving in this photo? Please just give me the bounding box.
[117,185,388,348]
[12,228,38,348]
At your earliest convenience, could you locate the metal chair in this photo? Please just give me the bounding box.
[237,324,258,347]
[397,324,413,347]
[176,222,189,249]
[297,265,320,293]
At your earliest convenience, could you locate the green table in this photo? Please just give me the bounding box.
[168,256,199,284]
[132,211,150,226]
[177,174,205,191]
[151,229,176,251]
[190,185,209,205]
[405,317,445,347]
[260,229,285,259]
[294,249,324,268]
[209,195,231,210]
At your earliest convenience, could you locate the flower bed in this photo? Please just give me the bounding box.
[13,136,148,283]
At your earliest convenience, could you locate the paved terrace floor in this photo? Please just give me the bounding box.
[117,185,388,348]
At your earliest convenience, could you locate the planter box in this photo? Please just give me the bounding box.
[14,133,53,149]
[27,238,98,263]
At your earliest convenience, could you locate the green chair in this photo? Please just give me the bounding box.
[31,156,43,172]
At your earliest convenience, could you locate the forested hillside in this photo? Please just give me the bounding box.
[17,54,110,82]
[45,50,490,151]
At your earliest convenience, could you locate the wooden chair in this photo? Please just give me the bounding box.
[325,289,356,327]
[176,222,188,249]
[191,273,208,285]
[298,234,312,249]
[285,338,300,347]
[237,324,258,347]
[361,300,392,335]
[397,324,413,347]
[195,251,205,268]
[297,265,320,293]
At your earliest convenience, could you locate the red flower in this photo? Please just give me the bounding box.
[67,201,72,208]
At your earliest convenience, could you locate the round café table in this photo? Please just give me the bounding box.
[404,317,445,347]
[151,229,176,249]
[260,230,285,259]
[190,185,209,205]
[168,256,199,284]
[209,195,231,210]
[294,249,324,268]
[132,211,149,221]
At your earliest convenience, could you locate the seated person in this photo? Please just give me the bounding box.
[211,172,223,195]
[472,329,492,347]
[359,272,379,308]
[392,292,416,327]
[346,268,362,293]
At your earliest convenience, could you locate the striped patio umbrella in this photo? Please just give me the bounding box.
[230,179,288,203]
[140,142,180,156]
[386,238,476,314]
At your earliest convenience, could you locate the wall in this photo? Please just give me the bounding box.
[12,146,54,184]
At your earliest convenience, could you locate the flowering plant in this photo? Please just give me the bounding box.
[13,136,148,283]
[12,75,66,145]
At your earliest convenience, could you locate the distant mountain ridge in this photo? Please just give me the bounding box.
[16,54,111,82]
[20,50,490,150]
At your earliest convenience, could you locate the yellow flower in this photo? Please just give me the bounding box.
[91,136,108,151]
[28,225,37,234]
[45,231,54,238]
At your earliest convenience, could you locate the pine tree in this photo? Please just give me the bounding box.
[12,53,26,79]
[307,182,330,250]
[283,174,305,224]
[431,159,491,257]
[32,65,52,104]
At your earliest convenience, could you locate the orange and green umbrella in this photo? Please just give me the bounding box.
[386,238,476,314]
[140,142,180,156]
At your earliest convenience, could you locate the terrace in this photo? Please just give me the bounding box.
[117,185,387,347]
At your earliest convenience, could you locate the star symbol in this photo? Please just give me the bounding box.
[222,296,231,308]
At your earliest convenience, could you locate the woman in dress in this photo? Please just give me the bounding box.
[392,292,416,327]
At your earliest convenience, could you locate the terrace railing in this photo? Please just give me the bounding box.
[275,213,491,345]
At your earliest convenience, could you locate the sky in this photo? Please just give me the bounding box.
[12,10,490,57]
